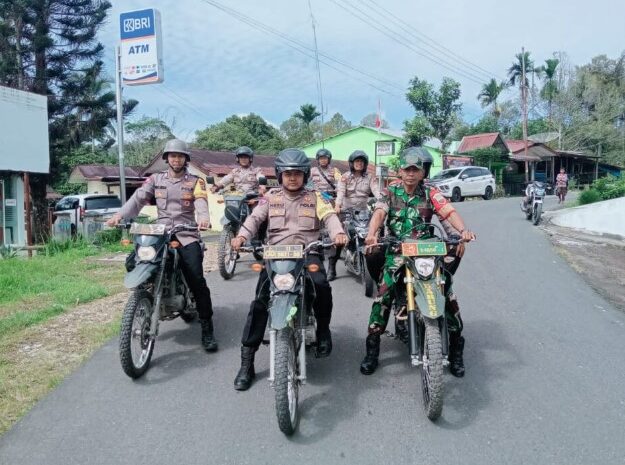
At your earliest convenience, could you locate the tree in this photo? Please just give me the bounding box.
[402,117,430,147]
[322,112,352,138]
[508,51,543,88]
[280,116,311,147]
[540,57,560,120]
[360,112,389,129]
[0,0,136,240]
[404,76,462,149]
[125,116,175,166]
[293,103,320,143]
[478,79,507,115]
[195,113,285,153]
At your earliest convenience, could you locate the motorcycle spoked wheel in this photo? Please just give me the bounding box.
[274,327,300,436]
[119,289,155,379]
[532,203,542,225]
[218,225,237,280]
[360,254,375,298]
[419,318,444,421]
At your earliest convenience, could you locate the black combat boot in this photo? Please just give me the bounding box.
[316,327,333,358]
[448,332,465,378]
[359,333,380,375]
[327,257,337,281]
[234,346,256,391]
[200,319,218,352]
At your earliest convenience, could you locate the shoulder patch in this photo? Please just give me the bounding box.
[315,192,334,220]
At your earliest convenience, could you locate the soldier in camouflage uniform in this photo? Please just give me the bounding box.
[108,139,218,352]
[210,146,266,194]
[230,149,347,391]
[360,146,476,377]
[329,150,380,280]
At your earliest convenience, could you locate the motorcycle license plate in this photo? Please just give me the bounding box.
[401,241,447,257]
[129,223,166,235]
[263,245,303,259]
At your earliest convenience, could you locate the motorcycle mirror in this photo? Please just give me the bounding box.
[206,176,215,185]
[258,176,267,186]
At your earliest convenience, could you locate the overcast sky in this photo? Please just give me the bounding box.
[101,0,625,141]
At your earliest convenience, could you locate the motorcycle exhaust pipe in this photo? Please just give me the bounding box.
[268,329,276,384]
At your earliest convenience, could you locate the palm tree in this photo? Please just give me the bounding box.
[477,78,507,116]
[294,103,320,142]
[540,58,560,120]
[508,51,537,88]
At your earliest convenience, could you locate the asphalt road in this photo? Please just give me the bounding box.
[2,195,625,465]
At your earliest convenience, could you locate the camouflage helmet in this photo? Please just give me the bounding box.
[235,146,254,163]
[399,146,433,177]
[275,148,311,184]
[348,150,369,172]
[316,148,332,161]
[161,139,191,161]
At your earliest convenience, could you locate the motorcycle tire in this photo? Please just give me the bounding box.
[420,319,444,421]
[532,203,542,225]
[274,327,300,436]
[119,289,155,379]
[361,255,375,298]
[218,225,237,280]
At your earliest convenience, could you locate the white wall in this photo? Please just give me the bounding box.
[551,197,625,238]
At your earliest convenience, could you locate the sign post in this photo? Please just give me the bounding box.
[116,8,163,204]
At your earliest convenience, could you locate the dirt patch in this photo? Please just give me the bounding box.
[0,243,220,435]
[545,227,625,312]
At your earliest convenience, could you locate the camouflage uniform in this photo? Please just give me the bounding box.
[216,166,264,193]
[366,181,463,335]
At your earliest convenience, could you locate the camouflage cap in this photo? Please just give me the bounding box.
[399,146,432,169]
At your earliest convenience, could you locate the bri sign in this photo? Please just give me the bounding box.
[119,8,163,86]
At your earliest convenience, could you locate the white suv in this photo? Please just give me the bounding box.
[429,166,495,202]
[53,194,122,239]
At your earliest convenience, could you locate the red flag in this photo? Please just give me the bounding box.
[375,98,382,131]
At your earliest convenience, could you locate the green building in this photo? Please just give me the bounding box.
[301,126,443,176]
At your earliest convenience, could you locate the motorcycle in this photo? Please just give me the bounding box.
[520,181,546,225]
[241,240,331,436]
[208,176,266,280]
[118,222,200,379]
[342,207,376,297]
[374,224,463,421]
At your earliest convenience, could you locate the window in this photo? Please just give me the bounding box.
[85,196,121,210]
[55,197,79,211]
[432,169,462,180]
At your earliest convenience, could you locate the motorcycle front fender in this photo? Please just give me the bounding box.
[414,279,446,319]
[124,262,159,289]
[269,293,299,330]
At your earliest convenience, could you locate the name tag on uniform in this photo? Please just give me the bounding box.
[181,192,194,201]
[269,208,286,216]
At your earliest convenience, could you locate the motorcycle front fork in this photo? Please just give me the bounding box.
[268,327,308,386]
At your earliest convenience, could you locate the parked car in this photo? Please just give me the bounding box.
[53,194,122,239]
[428,166,496,202]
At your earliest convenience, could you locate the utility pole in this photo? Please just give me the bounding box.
[521,47,530,183]
[308,0,325,148]
[115,45,127,205]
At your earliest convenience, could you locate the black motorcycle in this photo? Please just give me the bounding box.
[208,176,266,280]
[241,240,331,436]
[118,222,199,379]
[342,207,376,297]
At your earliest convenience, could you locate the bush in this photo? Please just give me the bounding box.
[93,228,122,246]
[41,237,90,257]
[592,175,625,200]
[578,189,602,205]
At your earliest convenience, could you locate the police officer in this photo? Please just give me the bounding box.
[230,149,347,391]
[329,150,380,281]
[310,148,342,202]
[210,146,266,194]
[360,146,475,377]
[107,139,218,352]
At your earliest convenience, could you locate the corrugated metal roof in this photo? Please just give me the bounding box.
[506,140,557,161]
[69,165,145,183]
[457,133,507,154]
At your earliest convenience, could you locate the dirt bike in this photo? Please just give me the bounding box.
[342,207,376,297]
[208,176,266,280]
[117,222,200,379]
[241,240,332,436]
[374,224,464,421]
[520,181,546,225]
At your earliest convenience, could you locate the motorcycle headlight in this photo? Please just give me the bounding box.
[415,257,435,278]
[273,273,295,291]
[137,246,157,261]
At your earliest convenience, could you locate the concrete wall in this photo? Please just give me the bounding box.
[551,197,625,238]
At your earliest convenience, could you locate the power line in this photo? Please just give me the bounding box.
[197,0,405,98]
[330,0,488,85]
[360,0,503,82]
